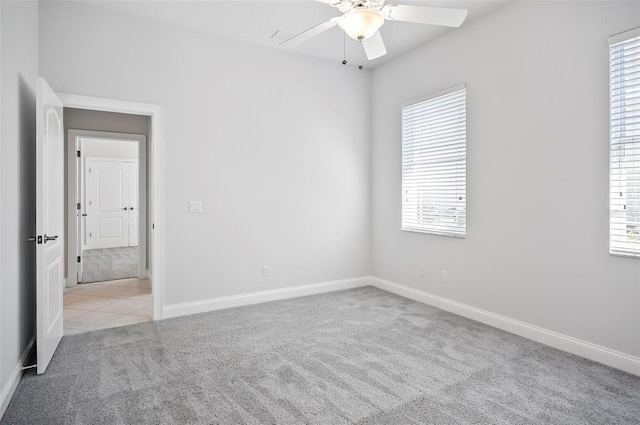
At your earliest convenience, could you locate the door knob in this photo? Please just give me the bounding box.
[43,234,58,243]
[130,207,135,211]
[123,207,128,210]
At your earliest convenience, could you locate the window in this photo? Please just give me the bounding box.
[610,29,640,257]
[402,85,466,237]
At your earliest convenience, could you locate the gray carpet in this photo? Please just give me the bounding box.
[3,287,639,424]
[81,247,138,283]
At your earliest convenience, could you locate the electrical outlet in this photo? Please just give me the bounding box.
[262,266,270,278]
[418,265,424,277]
[189,201,202,213]
[441,270,448,283]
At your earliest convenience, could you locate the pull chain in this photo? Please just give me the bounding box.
[342,33,347,65]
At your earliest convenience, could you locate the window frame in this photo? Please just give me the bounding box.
[609,27,640,258]
[401,83,467,238]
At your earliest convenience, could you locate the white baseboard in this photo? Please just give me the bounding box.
[371,277,640,376]
[0,335,35,419]
[161,275,639,376]
[163,276,370,319]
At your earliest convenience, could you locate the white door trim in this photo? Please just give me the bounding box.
[58,93,165,320]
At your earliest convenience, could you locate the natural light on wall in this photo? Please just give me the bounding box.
[610,28,640,258]
[401,85,467,237]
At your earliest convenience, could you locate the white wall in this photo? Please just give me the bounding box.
[0,0,38,415]
[39,1,372,305]
[64,108,150,138]
[82,138,138,159]
[372,1,640,357]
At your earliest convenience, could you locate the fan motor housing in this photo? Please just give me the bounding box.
[337,0,386,14]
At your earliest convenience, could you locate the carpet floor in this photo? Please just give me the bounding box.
[81,247,138,283]
[3,287,639,424]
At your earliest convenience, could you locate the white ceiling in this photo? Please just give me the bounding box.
[85,0,509,68]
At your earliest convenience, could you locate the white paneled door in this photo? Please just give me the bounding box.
[36,78,64,374]
[86,158,138,249]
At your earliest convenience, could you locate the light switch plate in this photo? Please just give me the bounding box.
[189,201,202,213]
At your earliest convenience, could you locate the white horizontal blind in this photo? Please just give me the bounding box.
[610,32,640,257]
[402,86,466,236]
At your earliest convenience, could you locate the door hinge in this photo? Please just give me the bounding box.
[77,202,81,210]
[77,256,81,263]
[77,151,81,158]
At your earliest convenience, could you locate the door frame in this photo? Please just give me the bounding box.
[58,93,165,320]
[67,132,147,285]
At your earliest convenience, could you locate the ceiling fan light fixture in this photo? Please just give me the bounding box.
[338,7,384,41]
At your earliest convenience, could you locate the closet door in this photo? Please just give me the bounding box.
[86,158,130,249]
[128,161,139,247]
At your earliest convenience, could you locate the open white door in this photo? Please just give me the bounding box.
[36,78,64,374]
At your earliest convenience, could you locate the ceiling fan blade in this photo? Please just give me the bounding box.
[279,18,339,48]
[382,4,468,28]
[362,31,387,60]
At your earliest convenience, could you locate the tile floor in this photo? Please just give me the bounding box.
[63,278,152,335]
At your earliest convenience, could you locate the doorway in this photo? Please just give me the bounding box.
[82,157,139,282]
[67,131,147,285]
[64,129,151,334]
[57,95,165,325]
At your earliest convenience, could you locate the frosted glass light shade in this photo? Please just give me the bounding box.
[339,8,384,41]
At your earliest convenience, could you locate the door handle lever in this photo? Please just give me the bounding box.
[43,234,58,243]
[27,236,37,242]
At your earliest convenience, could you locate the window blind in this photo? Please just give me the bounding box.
[402,85,466,237]
[610,30,640,257]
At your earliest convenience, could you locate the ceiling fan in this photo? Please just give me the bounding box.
[279,0,468,61]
